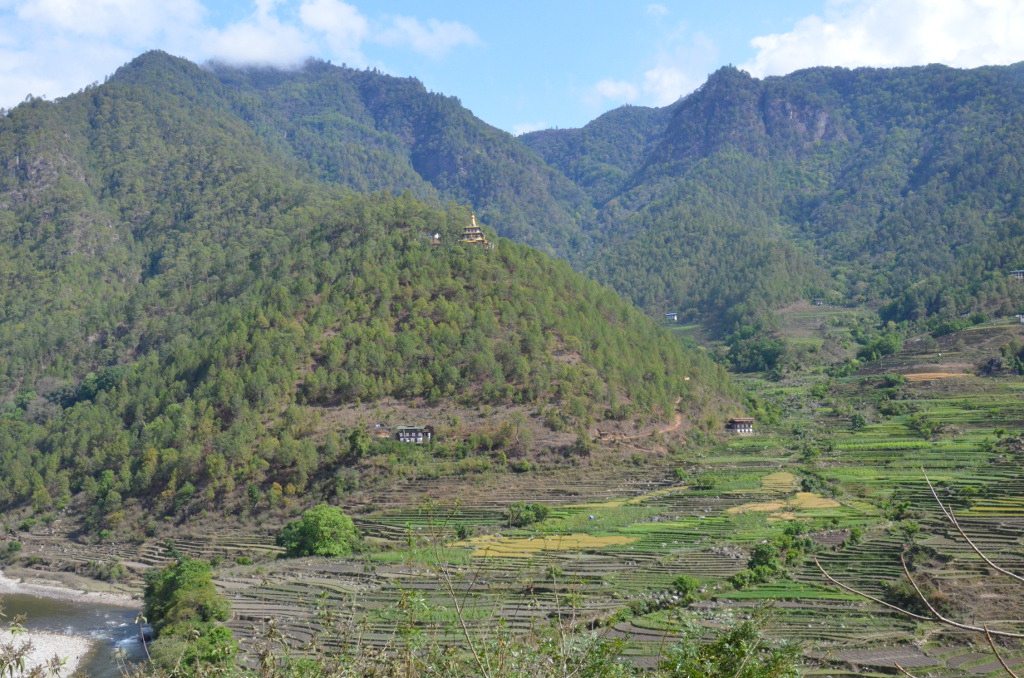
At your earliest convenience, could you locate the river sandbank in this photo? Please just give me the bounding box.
[0,569,138,608]
[0,627,95,677]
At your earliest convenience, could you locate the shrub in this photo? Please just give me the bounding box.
[277,504,359,558]
[882,374,908,388]
[660,612,799,677]
[749,543,780,570]
[505,501,549,527]
[692,474,717,490]
[857,333,902,361]
[671,575,703,604]
[728,569,757,590]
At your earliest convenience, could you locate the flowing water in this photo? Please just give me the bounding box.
[2,591,148,677]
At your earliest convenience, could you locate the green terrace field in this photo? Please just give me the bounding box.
[7,322,1024,675]
[117,345,1010,676]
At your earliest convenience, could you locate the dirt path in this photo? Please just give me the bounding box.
[659,404,684,434]
[596,398,682,444]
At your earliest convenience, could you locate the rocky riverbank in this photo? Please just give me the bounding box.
[0,627,94,677]
[0,569,137,607]
[0,569,142,676]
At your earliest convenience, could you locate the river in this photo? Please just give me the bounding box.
[2,591,149,677]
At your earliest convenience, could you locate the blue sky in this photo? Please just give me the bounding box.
[2,0,1023,134]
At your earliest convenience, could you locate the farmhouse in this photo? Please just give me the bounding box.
[726,417,755,435]
[396,425,434,443]
[664,312,679,322]
[1010,270,1024,279]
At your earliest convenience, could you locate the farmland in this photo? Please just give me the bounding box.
[6,312,1024,675]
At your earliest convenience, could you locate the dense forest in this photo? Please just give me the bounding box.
[5,51,1024,520]
[31,51,1024,334]
[522,63,1024,327]
[0,57,733,525]
[87,54,1024,332]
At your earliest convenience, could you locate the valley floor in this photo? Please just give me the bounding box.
[6,316,1024,676]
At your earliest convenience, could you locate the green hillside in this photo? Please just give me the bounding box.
[524,63,1024,327]
[0,55,733,524]
[6,51,1024,527]
[107,52,594,258]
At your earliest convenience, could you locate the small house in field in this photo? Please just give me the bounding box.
[726,418,755,435]
[1010,270,1024,280]
[396,425,434,443]
[665,312,679,322]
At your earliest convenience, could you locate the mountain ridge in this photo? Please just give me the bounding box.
[0,57,733,523]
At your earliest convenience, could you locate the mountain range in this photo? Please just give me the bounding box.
[3,50,1024,518]
[0,51,731,521]
[84,52,1024,329]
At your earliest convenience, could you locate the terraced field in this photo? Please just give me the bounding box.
[7,320,1024,675]
[205,356,1024,674]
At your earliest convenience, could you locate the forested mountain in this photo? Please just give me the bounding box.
[25,51,1024,333]
[6,50,1024,520]
[523,62,1024,326]
[517,105,672,206]
[102,51,593,258]
[0,53,733,522]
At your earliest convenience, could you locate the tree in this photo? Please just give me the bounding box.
[142,558,237,676]
[506,501,549,528]
[348,428,371,459]
[277,503,359,557]
[143,558,231,633]
[671,575,703,605]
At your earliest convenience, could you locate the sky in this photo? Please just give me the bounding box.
[2,0,1024,134]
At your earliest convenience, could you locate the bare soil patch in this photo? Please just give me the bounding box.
[904,372,972,382]
[456,533,638,557]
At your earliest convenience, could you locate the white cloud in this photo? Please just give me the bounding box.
[646,4,669,17]
[199,0,314,67]
[17,0,204,39]
[585,29,716,110]
[0,1,482,107]
[587,79,640,108]
[0,0,205,105]
[742,0,1024,77]
[375,15,479,59]
[299,0,368,64]
[641,65,691,105]
[203,16,311,67]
